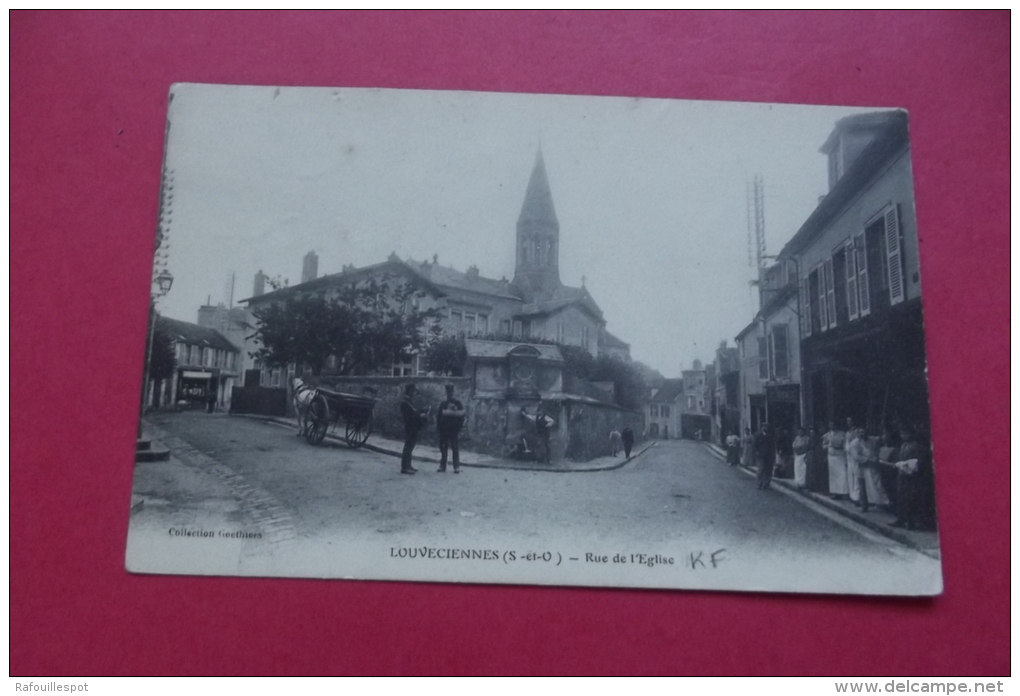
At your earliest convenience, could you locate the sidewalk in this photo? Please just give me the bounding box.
[241,414,656,472]
[703,442,940,558]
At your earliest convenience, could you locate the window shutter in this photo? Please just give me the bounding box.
[767,331,776,380]
[799,280,811,338]
[817,267,828,331]
[884,205,905,305]
[846,242,859,321]
[773,324,789,378]
[856,232,871,317]
[824,258,837,329]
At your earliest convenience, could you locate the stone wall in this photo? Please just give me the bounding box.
[309,375,472,448]
[306,376,643,462]
[557,400,645,461]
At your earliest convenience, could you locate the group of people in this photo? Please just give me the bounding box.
[398,383,467,475]
[609,427,636,459]
[398,384,560,475]
[822,419,931,529]
[725,419,933,530]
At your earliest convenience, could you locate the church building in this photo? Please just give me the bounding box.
[243,150,630,376]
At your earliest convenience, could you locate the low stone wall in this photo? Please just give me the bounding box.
[471,396,644,462]
[557,400,644,461]
[309,375,472,448]
[306,376,643,462]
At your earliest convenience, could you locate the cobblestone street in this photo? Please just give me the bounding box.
[128,411,941,594]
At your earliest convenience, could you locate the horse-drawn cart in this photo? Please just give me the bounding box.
[303,387,377,448]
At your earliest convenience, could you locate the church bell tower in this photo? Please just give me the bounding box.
[511,150,561,300]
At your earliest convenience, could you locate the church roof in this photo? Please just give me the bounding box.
[515,284,604,322]
[600,330,630,350]
[518,150,558,226]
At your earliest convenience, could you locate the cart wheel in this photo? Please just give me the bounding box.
[345,414,373,449]
[306,395,329,446]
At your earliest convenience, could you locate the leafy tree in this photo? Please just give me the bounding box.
[423,335,467,376]
[558,344,646,411]
[559,344,595,379]
[249,274,441,376]
[630,360,666,386]
[590,354,646,411]
[149,323,177,382]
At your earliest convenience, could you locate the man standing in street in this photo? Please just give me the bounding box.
[755,422,777,490]
[521,404,555,464]
[399,383,428,475]
[436,383,466,473]
[621,426,635,459]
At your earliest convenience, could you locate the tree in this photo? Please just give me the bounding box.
[559,344,595,378]
[249,274,441,376]
[558,343,646,411]
[590,354,646,412]
[150,323,177,382]
[423,335,467,376]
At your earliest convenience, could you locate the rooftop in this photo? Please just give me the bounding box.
[158,316,239,353]
[464,339,563,362]
[649,378,684,404]
[780,110,909,259]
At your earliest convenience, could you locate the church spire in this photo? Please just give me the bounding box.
[518,149,558,227]
[512,149,562,300]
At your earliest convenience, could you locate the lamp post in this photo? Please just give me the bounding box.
[138,269,174,439]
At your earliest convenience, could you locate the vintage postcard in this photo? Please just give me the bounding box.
[126,83,942,595]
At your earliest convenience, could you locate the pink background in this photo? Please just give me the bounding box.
[11,12,1009,675]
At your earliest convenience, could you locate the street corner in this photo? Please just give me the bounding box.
[128,454,244,531]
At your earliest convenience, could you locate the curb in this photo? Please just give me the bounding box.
[237,413,656,473]
[700,442,939,559]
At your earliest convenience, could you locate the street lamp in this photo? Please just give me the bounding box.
[138,270,174,439]
[154,268,174,297]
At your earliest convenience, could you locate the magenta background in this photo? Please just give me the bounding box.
[10,12,1009,675]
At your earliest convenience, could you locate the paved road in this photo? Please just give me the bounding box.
[129,411,942,595]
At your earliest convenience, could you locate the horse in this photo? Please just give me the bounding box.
[292,377,316,436]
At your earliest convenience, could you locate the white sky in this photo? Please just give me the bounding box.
[158,84,876,378]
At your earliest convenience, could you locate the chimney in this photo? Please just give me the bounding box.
[301,251,319,284]
[253,270,266,297]
[196,305,216,328]
[467,265,479,280]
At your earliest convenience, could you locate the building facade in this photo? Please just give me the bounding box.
[711,342,740,445]
[783,110,928,436]
[644,379,683,439]
[154,315,242,410]
[677,364,711,439]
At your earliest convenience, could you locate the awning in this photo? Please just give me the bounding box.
[182,371,212,380]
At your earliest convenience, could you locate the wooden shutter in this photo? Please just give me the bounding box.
[774,324,789,378]
[846,241,859,321]
[855,232,871,317]
[767,331,775,380]
[799,282,812,337]
[816,266,828,331]
[824,258,837,329]
[884,205,905,305]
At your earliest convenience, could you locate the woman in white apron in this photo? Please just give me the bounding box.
[792,427,810,489]
[823,422,848,499]
[853,427,889,512]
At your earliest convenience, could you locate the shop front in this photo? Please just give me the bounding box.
[765,382,801,436]
[801,301,928,435]
[175,369,220,409]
